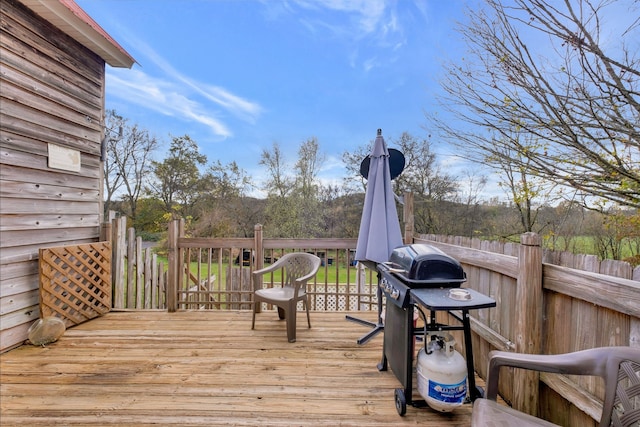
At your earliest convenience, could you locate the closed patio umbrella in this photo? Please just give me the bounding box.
[347,129,404,344]
[354,129,403,265]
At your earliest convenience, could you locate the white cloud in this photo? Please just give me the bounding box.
[275,0,409,73]
[105,35,262,138]
[106,68,232,137]
[271,0,393,40]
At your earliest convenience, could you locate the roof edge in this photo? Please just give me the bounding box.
[20,0,136,68]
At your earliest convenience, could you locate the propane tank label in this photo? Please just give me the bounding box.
[425,378,467,404]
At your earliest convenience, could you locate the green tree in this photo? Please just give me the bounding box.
[259,138,326,237]
[195,160,257,237]
[260,142,298,237]
[293,137,324,237]
[132,197,167,235]
[148,135,207,219]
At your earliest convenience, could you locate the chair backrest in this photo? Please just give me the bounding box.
[602,349,640,427]
[278,253,321,291]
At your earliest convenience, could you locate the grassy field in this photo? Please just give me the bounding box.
[155,255,361,284]
[542,235,637,261]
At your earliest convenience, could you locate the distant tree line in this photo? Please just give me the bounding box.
[102,109,638,264]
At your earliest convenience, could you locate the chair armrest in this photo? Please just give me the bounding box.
[253,254,293,278]
[252,263,281,277]
[485,348,619,401]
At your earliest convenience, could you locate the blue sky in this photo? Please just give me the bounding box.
[76,0,484,196]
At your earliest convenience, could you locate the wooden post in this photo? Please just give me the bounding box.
[403,191,414,244]
[126,227,135,309]
[100,221,111,242]
[112,216,126,309]
[514,232,543,416]
[135,236,144,309]
[167,219,179,312]
[253,224,263,313]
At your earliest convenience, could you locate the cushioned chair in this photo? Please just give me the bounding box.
[472,346,640,427]
[251,252,321,343]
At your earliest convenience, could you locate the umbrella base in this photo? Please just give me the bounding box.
[345,314,384,345]
[346,260,385,345]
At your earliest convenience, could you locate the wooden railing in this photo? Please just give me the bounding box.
[166,220,378,312]
[103,217,379,312]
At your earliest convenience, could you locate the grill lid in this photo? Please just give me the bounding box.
[386,244,466,285]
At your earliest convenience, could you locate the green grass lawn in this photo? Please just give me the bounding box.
[155,255,362,284]
[543,235,637,260]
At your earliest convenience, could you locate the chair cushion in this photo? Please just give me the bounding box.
[472,399,560,427]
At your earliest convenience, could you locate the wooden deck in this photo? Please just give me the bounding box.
[0,311,475,426]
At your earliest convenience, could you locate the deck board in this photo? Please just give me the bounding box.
[1,311,474,426]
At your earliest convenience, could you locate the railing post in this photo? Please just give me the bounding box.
[127,227,135,309]
[253,224,263,313]
[112,216,126,309]
[514,232,543,416]
[403,191,414,244]
[167,219,179,312]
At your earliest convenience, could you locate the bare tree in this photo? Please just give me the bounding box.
[430,0,640,208]
[391,132,458,234]
[103,110,125,216]
[450,170,489,237]
[103,110,158,219]
[260,142,294,199]
[342,144,370,193]
[492,131,567,233]
[392,132,458,202]
[343,132,459,234]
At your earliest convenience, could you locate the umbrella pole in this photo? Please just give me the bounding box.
[345,263,384,345]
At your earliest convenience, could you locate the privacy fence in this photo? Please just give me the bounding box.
[414,233,639,426]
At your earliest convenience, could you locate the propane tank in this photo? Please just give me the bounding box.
[416,333,467,412]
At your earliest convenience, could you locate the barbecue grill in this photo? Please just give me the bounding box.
[376,244,496,416]
[380,244,466,307]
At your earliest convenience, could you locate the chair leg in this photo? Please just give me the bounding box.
[305,298,311,328]
[251,303,257,330]
[286,303,297,343]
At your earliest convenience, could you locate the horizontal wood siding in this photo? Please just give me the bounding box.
[0,0,106,352]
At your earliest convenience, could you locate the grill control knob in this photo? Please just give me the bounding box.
[390,288,400,300]
[380,278,389,291]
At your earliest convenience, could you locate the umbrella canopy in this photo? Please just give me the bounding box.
[355,129,403,264]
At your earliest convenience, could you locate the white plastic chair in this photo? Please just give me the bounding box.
[251,252,321,343]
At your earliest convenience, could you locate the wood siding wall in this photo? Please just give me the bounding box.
[1,0,106,352]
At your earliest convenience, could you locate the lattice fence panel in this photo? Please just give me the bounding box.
[39,242,112,327]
